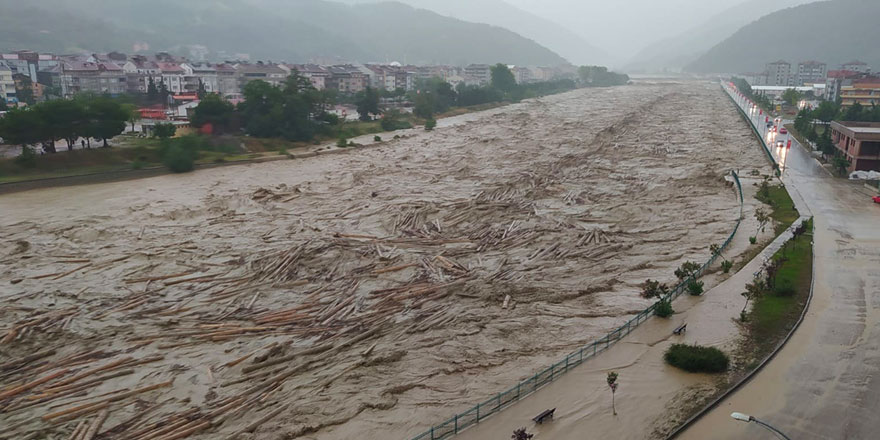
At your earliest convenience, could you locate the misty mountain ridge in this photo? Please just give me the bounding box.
[336,0,611,65]
[687,0,880,73]
[624,0,814,73]
[0,0,568,66]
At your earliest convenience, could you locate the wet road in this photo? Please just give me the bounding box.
[680,87,880,439]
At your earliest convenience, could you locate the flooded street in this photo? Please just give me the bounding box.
[0,81,766,439]
[680,91,880,440]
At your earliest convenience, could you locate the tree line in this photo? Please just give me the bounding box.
[0,94,134,154]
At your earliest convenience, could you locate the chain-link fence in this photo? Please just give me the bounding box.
[411,171,745,440]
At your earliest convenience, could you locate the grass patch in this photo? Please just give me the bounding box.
[748,219,813,340]
[664,344,730,373]
[756,182,799,235]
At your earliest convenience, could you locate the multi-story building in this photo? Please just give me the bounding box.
[0,51,59,83]
[325,66,367,94]
[235,62,289,89]
[825,70,866,102]
[215,64,240,98]
[766,60,793,87]
[290,64,329,90]
[55,61,127,96]
[830,121,880,172]
[796,60,827,86]
[183,63,218,93]
[0,62,16,104]
[464,64,492,86]
[839,80,880,107]
[842,60,871,74]
[512,66,532,84]
[157,63,186,93]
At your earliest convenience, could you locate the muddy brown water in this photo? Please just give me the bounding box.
[0,81,766,439]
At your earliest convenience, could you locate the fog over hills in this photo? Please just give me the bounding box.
[337,0,611,65]
[0,0,568,66]
[624,0,814,73]
[687,0,880,73]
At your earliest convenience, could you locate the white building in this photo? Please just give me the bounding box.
[0,62,16,104]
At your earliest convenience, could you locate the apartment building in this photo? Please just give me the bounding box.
[464,64,491,86]
[290,64,329,90]
[797,60,827,86]
[831,121,880,172]
[0,62,16,104]
[235,62,289,89]
[839,80,880,107]
[766,60,793,87]
[325,66,367,94]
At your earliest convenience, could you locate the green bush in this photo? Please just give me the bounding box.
[654,299,674,318]
[374,135,382,142]
[664,344,729,373]
[773,279,796,296]
[721,260,733,273]
[749,236,757,244]
[13,146,37,168]
[336,137,348,148]
[162,144,196,173]
[687,280,705,296]
[278,147,288,155]
[425,118,437,131]
[131,160,145,170]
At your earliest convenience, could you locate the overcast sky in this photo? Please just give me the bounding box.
[504,0,752,56]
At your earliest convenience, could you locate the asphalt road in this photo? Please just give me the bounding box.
[680,90,880,439]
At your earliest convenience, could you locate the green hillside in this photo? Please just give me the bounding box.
[686,0,880,73]
[0,0,568,66]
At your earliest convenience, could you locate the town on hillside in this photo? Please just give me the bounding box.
[0,49,576,115]
[736,59,880,175]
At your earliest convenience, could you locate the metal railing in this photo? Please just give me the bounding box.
[721,83,779,170]
[410,172,745,440]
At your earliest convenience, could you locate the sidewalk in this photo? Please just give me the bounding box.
[455,200,808,439]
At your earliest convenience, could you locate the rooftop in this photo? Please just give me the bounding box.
[832,121,880,135]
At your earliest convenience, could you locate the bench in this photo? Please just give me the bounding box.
[673,323,687,335]
[533,408,556,424]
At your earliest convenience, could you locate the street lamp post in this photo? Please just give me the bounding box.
[731,412,792,440]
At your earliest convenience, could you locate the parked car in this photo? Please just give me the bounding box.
[779,127,788,135]
[873,196,880,204]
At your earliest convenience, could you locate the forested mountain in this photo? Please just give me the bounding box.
[624,0,812,73]
[686,0,880,73]
[0,0,568,66]
[337,0,610,65]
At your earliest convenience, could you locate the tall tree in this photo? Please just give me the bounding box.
[490,63,517,93]
[843,103,864,121]
[37,99,86,152]
[813,101,839,123]
[0,107,46,153]
[86,96,128,147]
[158,79,170,105]
[356,86,380,121]
[191,94,235,134]
[781,88,802,107]
[13,74,36,106]
[147,76,159,103]
[197,79,207,100]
